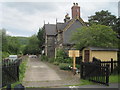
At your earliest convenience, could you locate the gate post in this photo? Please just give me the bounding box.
[106,64,109,86]
[111,58,113,73]
[80,62,83,79]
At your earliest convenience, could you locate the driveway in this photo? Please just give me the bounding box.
[23,57,61,82]
[22,57,80,87]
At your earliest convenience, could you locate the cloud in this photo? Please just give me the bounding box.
[1,1,119,37]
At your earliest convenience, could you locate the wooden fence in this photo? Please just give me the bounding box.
[80,62,109,86]
[2,59,21,87]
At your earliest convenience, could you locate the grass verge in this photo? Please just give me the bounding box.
[109,74,120,83]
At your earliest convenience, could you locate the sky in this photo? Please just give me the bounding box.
[0,0,120,37]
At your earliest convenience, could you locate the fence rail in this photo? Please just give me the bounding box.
[100,59,118,74]
[80,62,109,86]
[2,59,21,87]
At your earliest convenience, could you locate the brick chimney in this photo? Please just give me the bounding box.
[71,3,80,18]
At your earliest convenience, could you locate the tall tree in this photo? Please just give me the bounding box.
[23,35,40,55]
[88,10,117,31]
[71,24,118,49]
[37,28,45,52]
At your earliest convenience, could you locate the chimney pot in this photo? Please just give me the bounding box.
[73,3,75,5]
[76,3,78,6]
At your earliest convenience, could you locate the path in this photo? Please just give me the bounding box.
[23,57,61,81]
[22,57,80,87]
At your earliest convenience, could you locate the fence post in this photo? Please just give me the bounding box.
[6,84,11,90]
[106,64,109,86]
[111,58,113,73]
[80,62,83,79]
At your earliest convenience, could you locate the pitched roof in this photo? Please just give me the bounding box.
[56,22,64,30]
[87,47,119,51]
[44,24,57,35]
[63,17,86,32]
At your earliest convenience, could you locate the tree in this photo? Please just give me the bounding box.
[37,28,45,52]
[1,28,21,58]
[71,24,118,49]
[88,10,117,32]
[23,35,40,55]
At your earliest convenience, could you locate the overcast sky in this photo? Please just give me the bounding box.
[0,0,119,37]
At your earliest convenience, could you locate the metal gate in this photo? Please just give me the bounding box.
[80,62,109,86]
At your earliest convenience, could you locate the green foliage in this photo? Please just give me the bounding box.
[2,52,9,59]
[55,48,71,63]
[59,63,71,70]
[19,59,27,81]
[59,63,80,70]
[1,29,21,58]
[41,55,48,61]
[23,35,40,55]
[71,24,118,49]
[16,36,29,46]
[37,28,45,52]
[53,61,59,65]
[88,10,117,32]
[48,57,55,63]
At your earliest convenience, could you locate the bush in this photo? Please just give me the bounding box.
[53,61,59,65]
[64,58,72,63]
[2,52,9,59]
[41,55,48,61]
[48,57,55,63]
[59,63,71,70]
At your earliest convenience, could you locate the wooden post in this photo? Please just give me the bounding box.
[73,56,76,69]
[111,58,113,74]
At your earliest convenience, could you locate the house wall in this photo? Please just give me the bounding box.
[45,35,56,58]
[82,48,117,62]
[91,51,117,61]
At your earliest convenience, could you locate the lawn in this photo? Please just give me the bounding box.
[109,74,120,83]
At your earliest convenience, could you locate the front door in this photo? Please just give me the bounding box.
[84,50,89,62]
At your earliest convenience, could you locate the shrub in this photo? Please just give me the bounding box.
[59,63,71,70]
[2,52,9,59]
[68,64,80,68]
[48,57,55,63]
[41,55,48,61]
[64,58,72,63]
[53,61,59,65]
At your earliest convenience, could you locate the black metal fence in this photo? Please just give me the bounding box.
[2,59,21,87]
[80,62,109,86]
[100,59,118,74]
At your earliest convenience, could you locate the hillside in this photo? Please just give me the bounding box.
[15,36,29,46]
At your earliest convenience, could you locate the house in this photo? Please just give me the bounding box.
[43,3,86,58]
[82,47,118,62]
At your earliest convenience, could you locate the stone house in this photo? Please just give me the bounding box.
[43,3,86,58]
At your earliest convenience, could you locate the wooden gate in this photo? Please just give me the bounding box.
[80,62,109,86]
